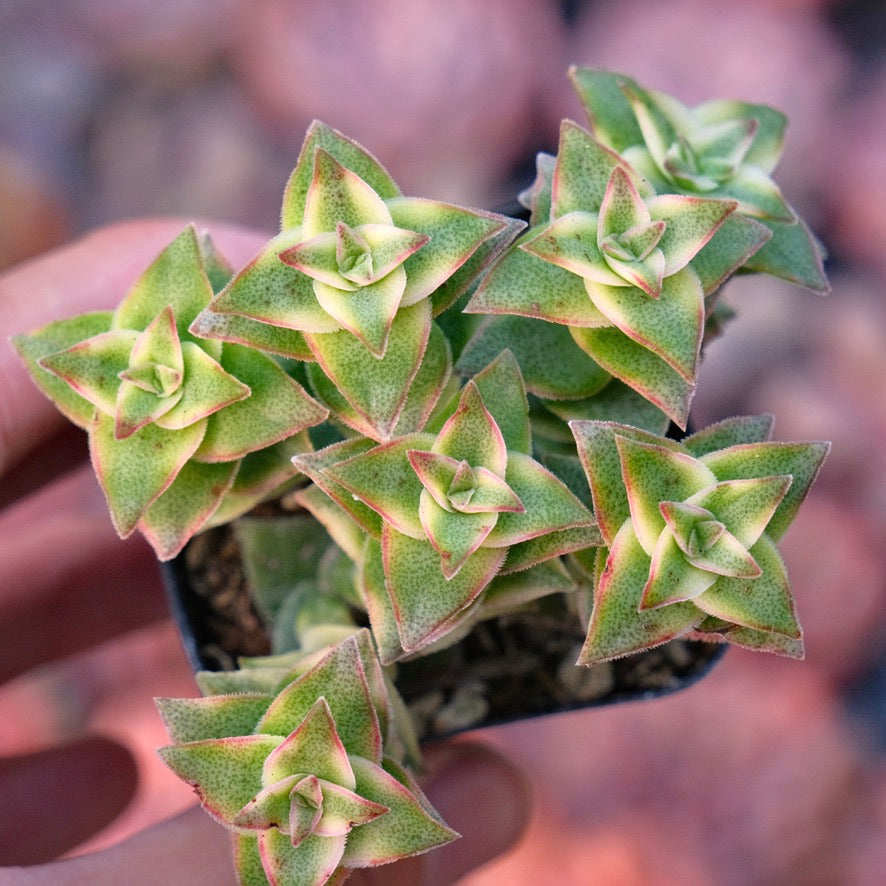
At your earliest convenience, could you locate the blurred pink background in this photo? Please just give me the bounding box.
[1,0,885,882]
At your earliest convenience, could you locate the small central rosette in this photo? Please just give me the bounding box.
[570,415,829,662]
[407,383,525,578]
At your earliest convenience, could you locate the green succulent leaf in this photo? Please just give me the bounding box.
[577,521,702,665]
[583,265,704,382]
[151,340,250,432]
[292,437,386,537]
[551,120,649,217]
[465,238,609,328]
[568,67,645,153]
[156,694,273,744]
[158,734,284,825]
[340,756,458,867]
[387,198,511,307]
[208,229,340,334]
[189,304,314,361]
[113,225,216,343]
[639,528,721,608]
[694,534,802,640]
[90,411,207,536]
[742,217,830,294]
[262,698,356,790]
[304,300,431,441]
[432,382,507,475]
[686,475,792,549]
[39,329,138,420]
[615,435,717,555]
[11,311,114,429]
[569,325,695,427]
[256,637,383,763]
[259,828,347,886]
[682,413,774,455]
[281,121,400,230]
[458,315,611,401]
[323,434,432,540]
[484,451,594,548]
[382,525,504,654]
[194,343,326,462]
[570,420,684,543]
[700,441,830,540]
[138,458,239,560]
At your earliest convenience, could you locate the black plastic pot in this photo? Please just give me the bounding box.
[162,530,724,741]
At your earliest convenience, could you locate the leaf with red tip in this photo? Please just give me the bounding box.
[138,458,239,560]
[418,490,499,578]
[615,435,716,555]
[312,264,406,357]
[687,475,792,549]
[302,149,393,238]
[341,756,458,867]
[324,435,431,540]
[465,239,608,327]
[194,344,327,462]
[695,534,802,639]
[12,311,115,429]
[682,413,774,456]
[257,637,383,762]
[569,325,695,427]
[209,230,341,334]
[432,382,507,475]
[584,266,704,382]
[304,300,431,441]
[39,329,137,418]
[484,452,594,548]
[570,421,682,544]
[90,411,206,537]
[387,198,510,306]
[263,699,355,790]
[578,521,702,665]
[282,122,400,230]
[158,734,283,825]
[259,828,347,886]
[113,225,215,341]
[701,441,829,540]
[382,525,504,654]
[153,341,250,430]
[640,528,719,608]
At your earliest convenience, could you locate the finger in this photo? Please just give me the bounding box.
[0,464,166,683]
[1,743,531,884]
[0,736,138,866]
[353,742,533,886]
[1,807,238,886]
[0,218,268,479]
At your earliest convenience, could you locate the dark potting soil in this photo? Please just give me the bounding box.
[173,522,723,741]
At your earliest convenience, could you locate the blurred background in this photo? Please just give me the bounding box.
[1,0,885,882]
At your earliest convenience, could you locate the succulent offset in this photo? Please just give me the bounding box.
[13,68,831,885]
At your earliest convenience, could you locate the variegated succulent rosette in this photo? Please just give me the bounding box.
[157,631,456,886]
[13,227,328,559]
[570,415,828,662]
[12,68,833,886]
[190,121,521,443]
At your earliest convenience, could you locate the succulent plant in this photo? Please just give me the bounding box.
[570,415,828,662]
[12,68,832,885]
[12,227,328,559]
[157,632,455,885]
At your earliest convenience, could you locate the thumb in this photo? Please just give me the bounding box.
[353,741,532,886]
[420,741,533,886]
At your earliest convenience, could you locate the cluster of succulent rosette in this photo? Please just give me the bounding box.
[13,69,829,885]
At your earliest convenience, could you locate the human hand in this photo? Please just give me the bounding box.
[0,221,532,883]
